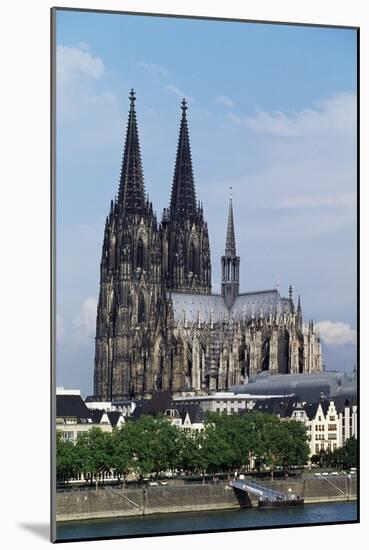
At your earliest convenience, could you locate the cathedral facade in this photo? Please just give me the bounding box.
[93,90,322,401]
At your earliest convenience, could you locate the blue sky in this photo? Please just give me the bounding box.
[55,10,357,396]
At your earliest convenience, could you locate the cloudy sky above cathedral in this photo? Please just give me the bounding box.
[55,10,357,395]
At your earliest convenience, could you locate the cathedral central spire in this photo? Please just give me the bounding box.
[225,187,236,256]
[169,99,197,219]
[221,189,240,308]
[117,89,146,216]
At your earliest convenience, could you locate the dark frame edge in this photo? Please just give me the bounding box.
[50,6,360,542]
[50,6,57,544]
[356,26,360,524]
[51,5,359,31]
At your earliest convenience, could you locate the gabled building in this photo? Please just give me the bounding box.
[93,90,322,401]
[298,398,357,457]
[56,390,124,443]
[126,390,206,432]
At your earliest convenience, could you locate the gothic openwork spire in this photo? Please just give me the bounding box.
[221,188,240,308]
[225,187,236,256]
[169,99,197,219]
[117,89,146,215]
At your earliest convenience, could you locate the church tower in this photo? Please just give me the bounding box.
[221,190,240,308]
[161,99,211,294]
[92,90,322,402]
[94,90,162,400]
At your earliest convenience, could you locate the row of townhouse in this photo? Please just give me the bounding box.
[56,388,206,443]
[289,398,357,456]
[56,388,357,459]
[56,389,126,444]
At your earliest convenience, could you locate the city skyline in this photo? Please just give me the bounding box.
[55,11,357,396]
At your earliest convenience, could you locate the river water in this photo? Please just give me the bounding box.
[56,501,357,541]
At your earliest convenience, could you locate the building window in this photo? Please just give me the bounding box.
[63,431,74,442]
[189,242,197,274]
[138,293,146,323]
[329,415,335,421]
[328,424,336,431]
[136,238,144,269]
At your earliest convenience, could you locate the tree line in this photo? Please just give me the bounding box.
[311,437,357,469]
[56,411,310,485]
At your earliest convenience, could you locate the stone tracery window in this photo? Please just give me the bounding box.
[189,242,197,274]
[138,292,146,323]
[136,237,144,268]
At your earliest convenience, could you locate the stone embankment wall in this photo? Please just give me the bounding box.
[56,477,357,522]
[257,476,357,504]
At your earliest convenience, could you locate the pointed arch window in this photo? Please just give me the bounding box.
[137,238,144,269]
[138,292,146,323]
[189,242,197,274]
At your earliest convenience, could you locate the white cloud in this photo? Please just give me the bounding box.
[166,85,194,103]
[56,43,120,131]
[215,95,234,108]
[73,297,98,343]
[138,61,168,77]
[57,44,105,85]
[229,93,356,137]
[315,320,357,346]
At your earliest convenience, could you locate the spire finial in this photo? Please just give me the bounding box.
[289,285,293,300]
[229,186,233,201]
[129,88,136,106]
[181,98,187,114]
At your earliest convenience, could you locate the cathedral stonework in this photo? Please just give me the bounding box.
[93,90,322,401]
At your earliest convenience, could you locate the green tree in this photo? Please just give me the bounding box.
[111,425,135,485]
[180,430,209,475]
[125,416,182,478]
[150,416,183,476]
[75,427,114,488]
[275,420,310,469]
[56,432,80,483]
[343,437,357,468]
[202,421,235,474]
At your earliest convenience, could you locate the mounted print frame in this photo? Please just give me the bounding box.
[51,6,359,543]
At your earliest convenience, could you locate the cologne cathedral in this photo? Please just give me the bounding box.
[93,90,322,401]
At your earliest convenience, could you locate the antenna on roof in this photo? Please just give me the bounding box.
[276,273,280,292]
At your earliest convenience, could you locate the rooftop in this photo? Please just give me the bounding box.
[169,288,292,323]
[56,394,92,422]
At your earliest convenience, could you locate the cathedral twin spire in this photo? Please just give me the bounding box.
[169,98,197,219]
[118,91,198,223]
[117,89,146,216]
